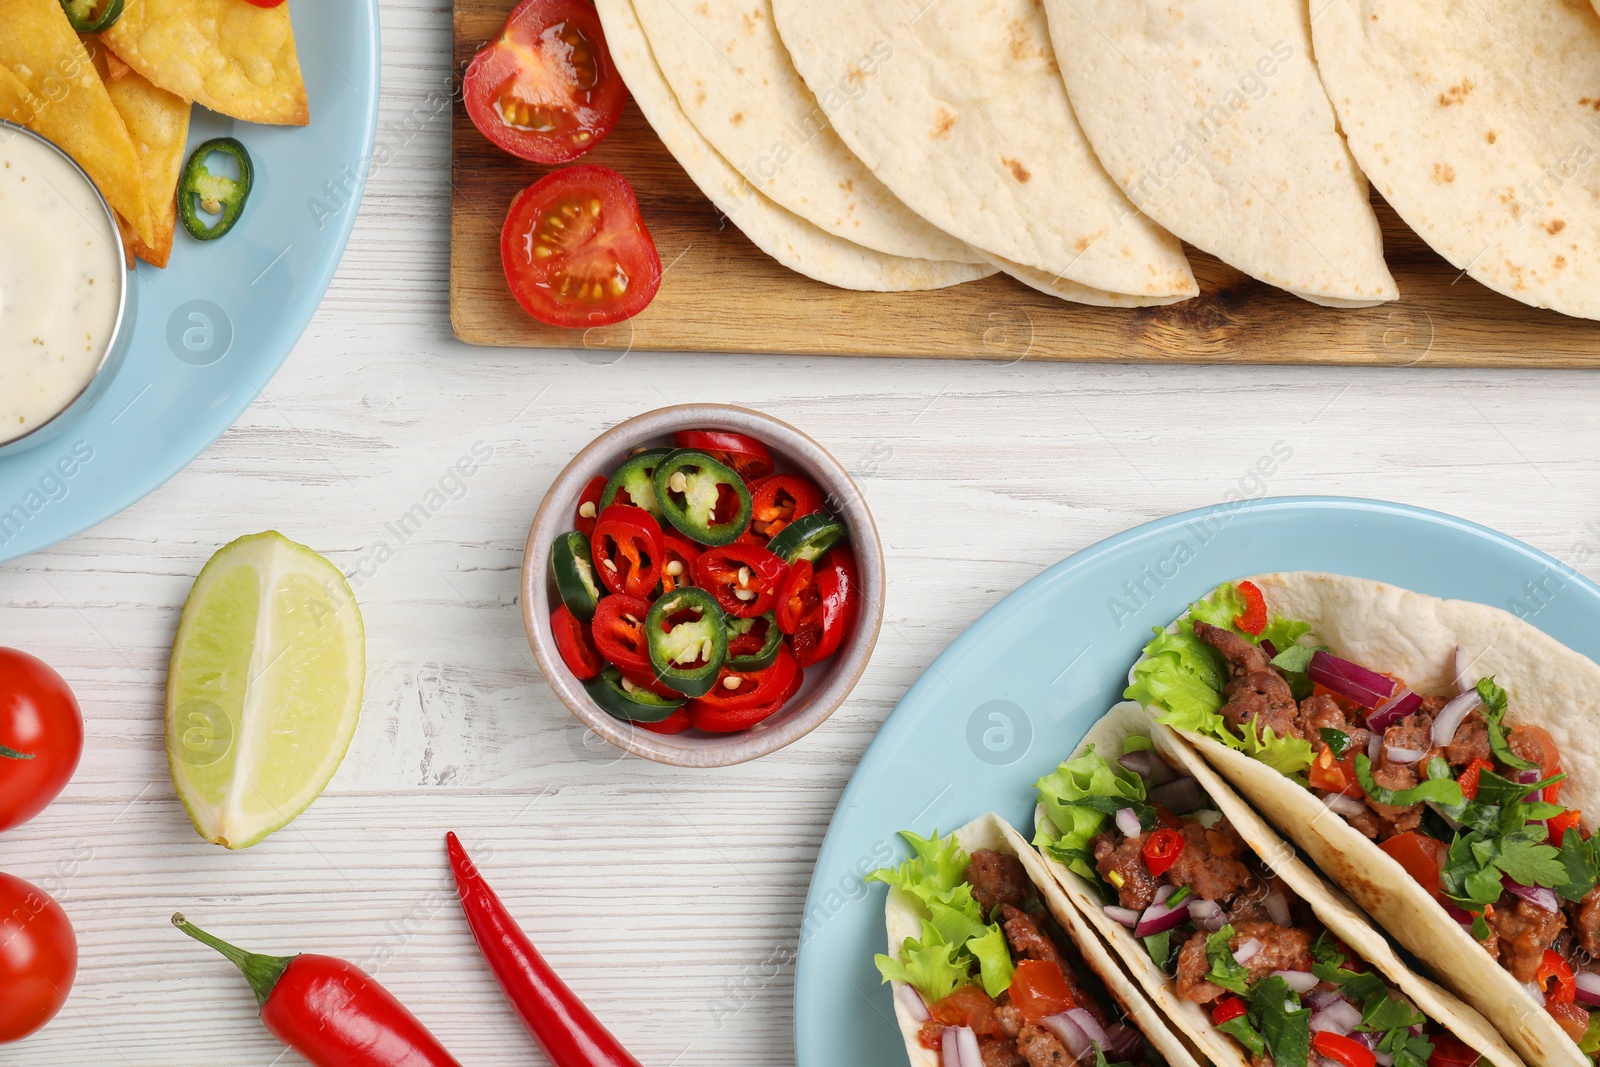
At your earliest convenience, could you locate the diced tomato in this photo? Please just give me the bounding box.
[1509,723,1562,783]
[463,0,627,163]
[500,167,661,328]
[1234,580,1268,635]
[1538,949,1577,1006]
[1548,808,1586,845]
[636,707,692,735]
[1313,1031,1377,1067]
[575,475,606,536]
[1142,827,1185,878]
[1457,757,1494,801]
[550,605,602,680]
[927,986,1005,1038]
[1427,1034,1481,1067]
[1211,996,1247,1025]
[1379,832,1446,903]
[1008,959,1077,1023]
[1310,746,1362,798]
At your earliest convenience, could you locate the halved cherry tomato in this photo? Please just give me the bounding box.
[1310,745,1362,798]
[590,593,652,674]
[694,544,787,619]
[671,430,774,482]
[799,549,857,667]
[1457,756,1494,801]
[1549,808,1585,845]
[660,535,701,594]
[1313,1031,1377,1067]
[1142,827,1186,877]
[1538,949,1577,1006]
[591,504,663,598]
[1379,832,1445,902]
[1428,1034,1481,1067]
[574,475,606,536]
[748,474,824,541]
[1234,580,1268,635]
[1008,959,1077,1023]
[637,707,692,735]
[550,605,602,680]
[463,0,626,163]
[1211,996,1247,1025]
[501,166,661,328]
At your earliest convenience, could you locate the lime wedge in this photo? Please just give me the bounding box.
[166,531,365,850]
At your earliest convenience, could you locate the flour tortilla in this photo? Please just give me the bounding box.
[1044,0,1396,307]
[771,0,1197,303]
[1310,0,1600,320]
[880,811,1204,1067]
[1133,572,1600,1067]
[596,0,991,291]
[629,0,979,264]
[1035,703,1526,1067]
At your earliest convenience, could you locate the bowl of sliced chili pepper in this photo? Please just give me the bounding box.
[522,404,884,767]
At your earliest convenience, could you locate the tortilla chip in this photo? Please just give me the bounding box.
[0,0,155,244]
[79,32,132,81]
[105,70,189,267]
[102,0,309,126]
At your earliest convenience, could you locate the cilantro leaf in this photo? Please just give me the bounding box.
[1250,975,1311,1067]
[1360,992,1425,1034]
[1218,1014,1268,1058]
[1554,828,1600,903]
[1205,925,1252,996]
[1494,830,1569,889]
[1476,677,1536,772]
[1320,728,1353,758]
[1379,1028,1436,1067]
[1143,930,1172,969]
[1355,755,1465,807]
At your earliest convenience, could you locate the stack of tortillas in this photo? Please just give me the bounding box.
[593,0,1600,320]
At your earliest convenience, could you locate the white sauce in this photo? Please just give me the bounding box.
[0,128,123,446]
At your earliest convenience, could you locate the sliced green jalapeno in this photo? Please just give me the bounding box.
[179,138,253,241]
[550,530,602,621]
[727,612,783,671]
[766,511,846,564]
[61,0,123,32]
[653,448,753,546]
[600,447,670,519]
[645,586,727,697]
[585,667,683,723]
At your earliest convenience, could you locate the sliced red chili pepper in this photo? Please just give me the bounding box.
[1210,995,1247,1025]
[1457,756,1493,801]
[660,535,701,594]
[590,504,663,598]
[690,657,803,733]
[685,647,797,716]
[671,429,774,482]
[1234,580,1268,636]
[776,559,820,635]
[590,593,652,674]
[1548,808,1585,845]
[574,475,607,537]
[799,549,857,667]
[550,605,602,680]
[748,474,824,541]
[1142,827,1186,878]
[1538,948,1577,1006]
[1427,1034,1481,1067]
[1313,1030,1377,1067]
[694,544,787,619]
[617,668,682,699]
[636,707,693,735]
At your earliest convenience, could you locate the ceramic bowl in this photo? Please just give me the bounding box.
[522,404,884,767]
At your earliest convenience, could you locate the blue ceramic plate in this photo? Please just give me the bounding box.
[793,496,1599,1067]
[0,0,379,562]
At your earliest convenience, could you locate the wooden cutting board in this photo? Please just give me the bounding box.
[450,0,1600,366]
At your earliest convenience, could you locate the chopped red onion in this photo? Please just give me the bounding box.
[1367,690,1423,732]
[1115,807,1142,838]
[1105,1022,1145,1063]
[1431,690,1481,748]
[1134,896,1194,937]
[1149,777,1207,815]
[942,1026,963,1067]
[1194,809,1223,828]
[1189,899,1227,932]
[956,1025,982,1067]
[1261,639,1279,659]
[1307,989,1343,1010]
[1454,645,1475,696]
[1264,887,1292,927]
[1041,1012,1093,1060]
[1310,650,1398,709]
[1103,905,1142,927]
[1368,732,1383,760]
[895,983,929,1022]
[1274,969,1320,993]
[1384,744,1428,764]
[1443,901,1477,926]
[1321,792,1366,818]
[1156,883,1177,904]
[1575,972,1600,1007]
[1067,1008,1109,1051]
[1351,1031,1394,1066]
[1502,877,1559,914]
[1310,998,1363,1035]
[1233,938,1264,964]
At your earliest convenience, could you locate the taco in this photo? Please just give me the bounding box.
[1125,573,1600,1066]
[1032,702,1523,1067]
[870,812,1204,1067]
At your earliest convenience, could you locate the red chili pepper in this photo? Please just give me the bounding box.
[590,594,652,674]
[1234,581,1268,636]
[691,662,802,733]
[1548,808,1585,844]
[686,647,797,719]
[446,833,642,1067]
[1142,827,1186,878]
[1313,1030,1377,1067]
[1537,948,1577,1006]
[776,559,821,636]
[671,429,774,482]
[798,549,857,667]
[694,543,787,618]
[590,505,663,599]
[636,707,693,734]
[748,474,823,541]
[551,606,602,680]
[1546,767,1564,805]
[617,668,682,699]
[659,535,700,594]
[172,913,462,1067]
[1210,995,1247,1025]
[1457,757,1493,801]
[574,476,607,537]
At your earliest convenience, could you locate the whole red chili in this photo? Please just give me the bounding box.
[172,913,462,1067]
[447,833,642,1067]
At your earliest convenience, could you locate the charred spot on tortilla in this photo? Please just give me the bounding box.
[1003,157,1032,183]
[1439,79,1474,106]
[931,107,957,139]
[1546,219,1567,235]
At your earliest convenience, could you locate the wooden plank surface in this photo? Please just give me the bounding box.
[450,0,1600,367]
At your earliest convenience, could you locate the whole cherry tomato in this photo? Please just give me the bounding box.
[0,649,83,833]
[0,871,77,1043]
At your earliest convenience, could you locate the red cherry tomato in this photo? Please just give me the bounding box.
[590,504,663,598]
[747,474,824,541]
[550,606,602,680]
[694,544,787,619]
[590,594,652,674]
[670,430,774,482]
[0,648,83,833]
[500,166,662,328]
[574,475,606,536]
[463,0,627,163]
[0,871,76,1042]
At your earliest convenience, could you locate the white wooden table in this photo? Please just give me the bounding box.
[5,4,1600,1064]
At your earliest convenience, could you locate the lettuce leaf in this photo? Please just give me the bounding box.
[1190,582,1249,630]
[1034,745,1147,879]
[1235,718,1315,777]
[1259,616,1313,653]
[874,921,968,1004]
[965,925,1015,998]
[868,829,971,910]
[1126,623,1228,736]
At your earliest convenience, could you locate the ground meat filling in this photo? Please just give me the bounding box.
[1092,832,1159,911]
[1441,709,1491,767]
[1575,885,1600,958]
[1164,819,1253,905]
[1491,899,1566,983]
[979,1035,1028,1067]
[968,849,1034,916]
[1173,921,1313,1004]
[1014,1026,1073,1067]
[1193,622,1301,741]
[1304,693,1372,757]
[1364,711,1437,835]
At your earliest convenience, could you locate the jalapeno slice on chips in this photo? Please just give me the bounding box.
[179,138,254,241]
[60,0,123,32]
[765,511,846,564]
[652,449,753,546]
[550,531,602,621]
[644,587,727,698]
[585,667,684,723]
